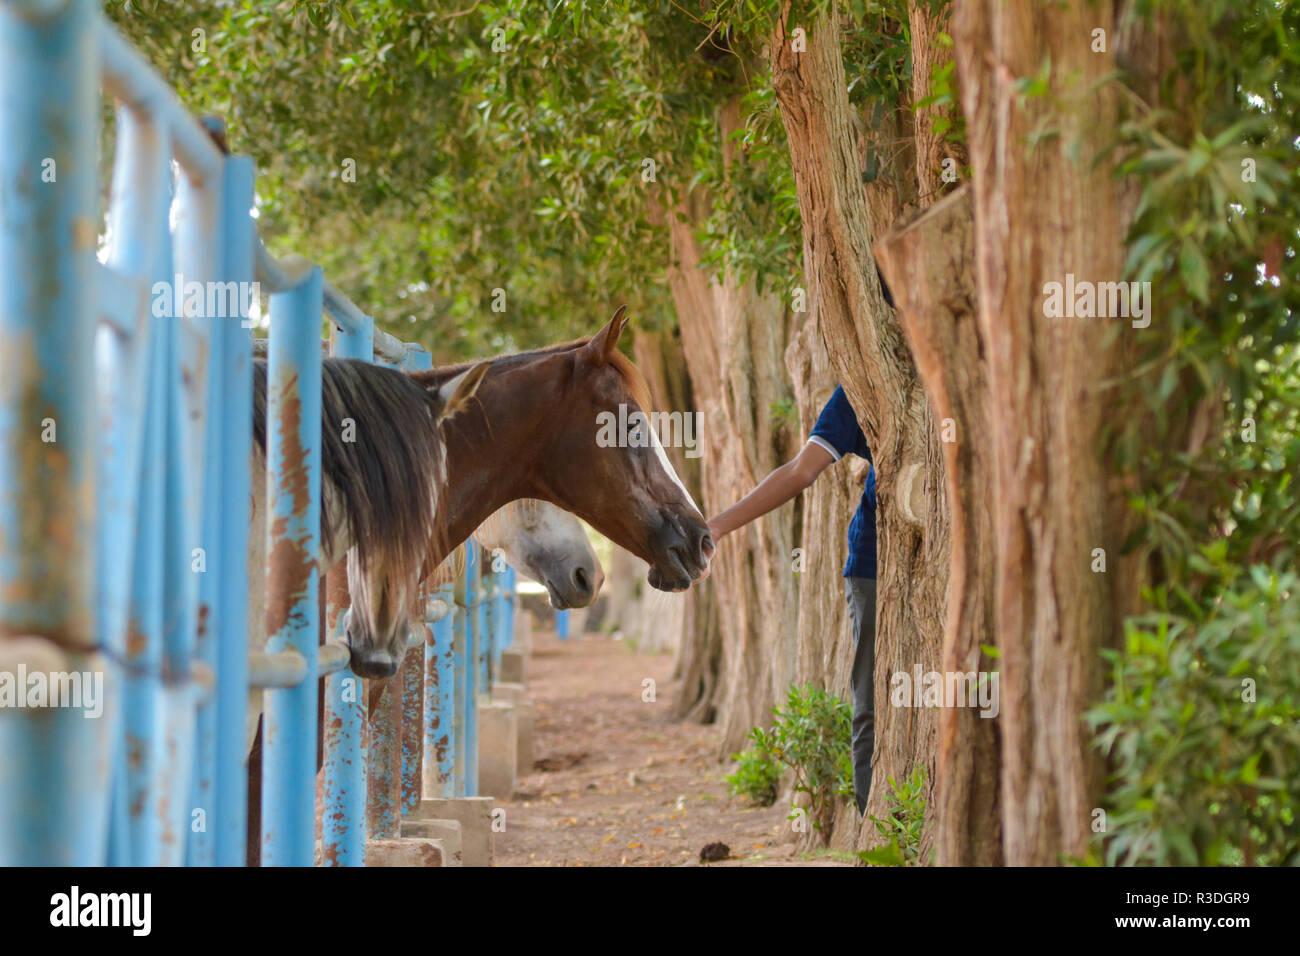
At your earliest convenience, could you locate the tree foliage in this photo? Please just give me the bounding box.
[103,0,1299,863]
[1093,0,1300,865]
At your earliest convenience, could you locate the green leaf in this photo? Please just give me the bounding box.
[857,841,904,866]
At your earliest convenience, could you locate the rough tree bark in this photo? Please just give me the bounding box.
[769,7,947,847]
[951,0,1141,864]
[876,186,1000,865]
[664,176,801,751]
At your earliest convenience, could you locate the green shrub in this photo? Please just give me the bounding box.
[725,731,781,807]
[1087,568,1300,866]
[859,766,929,866]
[726,684,853,832]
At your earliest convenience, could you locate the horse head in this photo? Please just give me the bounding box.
[521,307,712,592]
[343,361,489,679]
[475,500,604,609]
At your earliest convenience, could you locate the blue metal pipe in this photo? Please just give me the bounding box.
[120,174,178,867]
[397,346,433,816]
[501,565,517,656]
[100,103,167,867]
[213,155,255,867]
[367,677,401,840]
[261,266,323,867]
[484,569,499,692]
[424,583,456,798]
[0,0,107,868]
[320,307,372,867]
[167,157,219,867]
[556,609,570,640]
[476,559,490,695]
[464,540,480,795]
[321,619,365,865]
[400,641,423,817]
[189,170,226,868]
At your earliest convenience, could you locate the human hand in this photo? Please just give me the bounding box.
[705,518,727,549]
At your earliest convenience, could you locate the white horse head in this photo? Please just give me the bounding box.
[474,499,603,609]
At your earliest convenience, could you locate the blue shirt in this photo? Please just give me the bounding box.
[808,386,877,580]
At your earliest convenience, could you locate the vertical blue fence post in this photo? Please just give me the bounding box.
[463,540,480,795]
[476,554,490,709]
[452,543,470,797]
[500,565,517,656]
[321,609,365,866]
[399,346,432,817]
[185,162,223,868]
[321,314,373,866]
[100,103,167,866]
[556,609,570,640]
[484,565,499,692]
[122,171,177,867]
[424,584,456,798]
[0,0,108,867]
[213,154,255,867]
[490,564,513,675]
[261,266,323,867]
[190,217,224,868]
[171,156,219,867]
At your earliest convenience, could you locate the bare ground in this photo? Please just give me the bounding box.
[493,629,853,867]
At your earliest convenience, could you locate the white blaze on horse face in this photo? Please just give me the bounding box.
[648,419,702,516]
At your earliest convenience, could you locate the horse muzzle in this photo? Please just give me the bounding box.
[348,646,399,680]
[646,512,712,591]
[342,609,402,679]
[545,557,604,609]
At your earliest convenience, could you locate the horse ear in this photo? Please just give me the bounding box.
[582,305,630,365]
[435,361,490,424]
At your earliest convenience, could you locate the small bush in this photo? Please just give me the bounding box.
[726,684,853,834]
[725,731,781,807]
[859,766,929,866]
[1087,567,1300,866]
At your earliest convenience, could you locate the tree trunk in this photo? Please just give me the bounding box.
[876,186,1000,865]
[952,0,1140,864]
[667,192,801,751]
[784,313,863,848]
[656,97,803,754]
[769,8,947,849]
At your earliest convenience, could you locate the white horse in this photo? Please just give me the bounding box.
[473,499,603,609]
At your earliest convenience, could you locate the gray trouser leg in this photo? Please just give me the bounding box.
[845,577,877,816]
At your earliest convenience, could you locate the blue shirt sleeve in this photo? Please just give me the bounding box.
[809,386,871,462]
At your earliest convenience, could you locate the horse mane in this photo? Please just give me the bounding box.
[253,358,444,586]
[411,338,656,416]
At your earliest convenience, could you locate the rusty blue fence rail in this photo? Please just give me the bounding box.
[0,1,515,867]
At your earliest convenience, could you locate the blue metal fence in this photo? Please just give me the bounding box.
[0,2,518,866]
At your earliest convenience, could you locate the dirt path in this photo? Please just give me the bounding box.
[494,630,852,867]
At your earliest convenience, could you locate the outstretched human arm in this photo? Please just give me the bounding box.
[706,440,837,544]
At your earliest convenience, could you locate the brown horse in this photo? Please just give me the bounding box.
[341,306,712,677]
[427,313,706,579]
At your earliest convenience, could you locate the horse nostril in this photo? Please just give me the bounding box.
[700,533,714,556]
[573,566,590,594]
